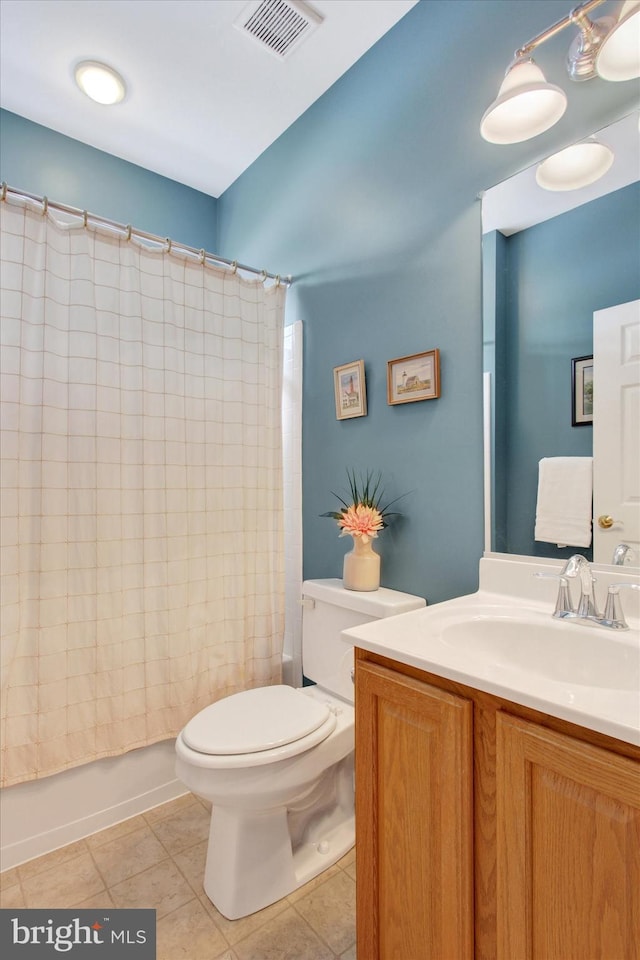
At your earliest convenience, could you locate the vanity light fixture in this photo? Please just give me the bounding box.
[480,56,567,144]
[74,60,126,105]
[566,3,615,80]
[535,138,615,190]
[481,0,640,144]
[596,0,640,80]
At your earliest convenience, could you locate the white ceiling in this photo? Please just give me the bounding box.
[0,0,418,198]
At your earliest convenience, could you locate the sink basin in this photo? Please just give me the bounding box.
[343,558,640,745]
[440,615,640,691]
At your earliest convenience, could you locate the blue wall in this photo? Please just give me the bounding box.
[1,0,637,604]
[0,109,217,251]
[491,182,640,561]
[216,0,637,603]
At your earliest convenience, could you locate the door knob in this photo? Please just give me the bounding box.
[597,515,620,529]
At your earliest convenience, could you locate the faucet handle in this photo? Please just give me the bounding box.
[603,582,640,630]
[535,572,574,617]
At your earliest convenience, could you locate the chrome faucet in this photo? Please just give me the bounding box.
[612,543,633,566]
[536,554,640,630]
[561,554,599,619]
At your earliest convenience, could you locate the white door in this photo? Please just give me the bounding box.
[592,299,640,564]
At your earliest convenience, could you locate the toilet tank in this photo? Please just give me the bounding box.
[301,579,426,701]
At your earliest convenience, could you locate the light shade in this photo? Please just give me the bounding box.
[74,61,126,105]
[596,0,640,81]
[480,58,567,144]
[535,139,614,191]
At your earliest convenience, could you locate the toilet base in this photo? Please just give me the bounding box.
[203,807,355,920]
[290,813,355,887]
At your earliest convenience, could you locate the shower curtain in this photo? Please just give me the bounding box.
[0,197,286,788]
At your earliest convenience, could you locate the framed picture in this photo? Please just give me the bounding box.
[334,359,367,420]
[387,349,441,405]
[571,355,593,426]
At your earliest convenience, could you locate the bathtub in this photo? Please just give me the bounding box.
[0,654,296,871]
[0,739,186,871]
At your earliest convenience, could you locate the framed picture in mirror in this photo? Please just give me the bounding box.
[572,355,593,426]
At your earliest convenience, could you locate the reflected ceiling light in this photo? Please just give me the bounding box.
[535,139,614,190]
[596,0,640,80]
[480,57,567,144]
[481,0,639,144]
[74,60,126,105]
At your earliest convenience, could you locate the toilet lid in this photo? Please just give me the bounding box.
[182,685,332,755]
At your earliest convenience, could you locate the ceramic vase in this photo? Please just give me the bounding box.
[343,535,380,592]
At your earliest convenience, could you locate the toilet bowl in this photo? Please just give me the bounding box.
[175,683,354,919]
[175,578,425,920]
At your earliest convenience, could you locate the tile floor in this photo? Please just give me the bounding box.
[0,793,356,960]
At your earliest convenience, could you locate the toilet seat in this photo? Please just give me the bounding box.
[182,684,335,758]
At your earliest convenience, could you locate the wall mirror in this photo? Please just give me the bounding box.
[482,109,640,570]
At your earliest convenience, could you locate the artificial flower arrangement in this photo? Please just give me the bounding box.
[322,469,403,542]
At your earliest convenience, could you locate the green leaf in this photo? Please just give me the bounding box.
[322,468,407,529]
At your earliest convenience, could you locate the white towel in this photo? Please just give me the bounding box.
[534,457,593,548]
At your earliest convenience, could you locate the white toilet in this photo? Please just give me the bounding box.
[175,578,425,920]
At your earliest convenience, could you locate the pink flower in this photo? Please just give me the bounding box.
[322,469,404,539]
[337,504,384,543]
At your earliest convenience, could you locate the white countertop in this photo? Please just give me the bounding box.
[343,555,640,746]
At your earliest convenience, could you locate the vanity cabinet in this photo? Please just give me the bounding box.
[355,650,640,960]
[355,659,474,960]
[497,713,640,960]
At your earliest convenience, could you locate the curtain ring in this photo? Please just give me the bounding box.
[260,269,267,283]
[42,196,49,216]
[199,249,206,265]
[165,237,172,253]
[82,210,88,228]
[230,260,238,274]
[0,182,7,202]
[275,274,281,287]
[126,224,132,242]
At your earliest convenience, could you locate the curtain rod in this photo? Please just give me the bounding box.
[0,182,292,287]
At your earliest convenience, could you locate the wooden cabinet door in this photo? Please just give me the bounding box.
[496,712,640,960]
[355,659,474,960]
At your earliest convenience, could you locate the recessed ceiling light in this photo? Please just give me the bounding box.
[74,60,126,105]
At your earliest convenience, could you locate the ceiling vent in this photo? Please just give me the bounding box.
[235,0,323,59]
